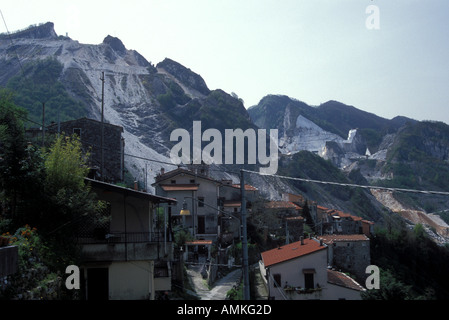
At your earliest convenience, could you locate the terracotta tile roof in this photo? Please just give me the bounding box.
[327,209,364,222]
[160,184,199,191]
[231,184,258,191]
[318,234,369,244]
[265,201,302,210]
[223,200,241,207]
[327,269,365,291]
[261,238,326,268]
[285,216,304,221]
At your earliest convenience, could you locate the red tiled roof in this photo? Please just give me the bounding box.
[223,201,241,207]
[261,238,326,268]
[318,234,369,244]
[327,210,364,222]
[160,184,199,191]
[327,269,365,291]
[285,216,304,221]
[265,201,302,210]
[230,184,258,191]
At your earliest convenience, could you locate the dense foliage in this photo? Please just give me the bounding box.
[363,216,449,300]
[0,91,103,293]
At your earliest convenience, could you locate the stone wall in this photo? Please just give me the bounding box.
[48,118,125,182]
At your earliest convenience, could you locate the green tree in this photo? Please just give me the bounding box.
[44,134,89,192]
[40,134,105,270]
[0,89,44,225]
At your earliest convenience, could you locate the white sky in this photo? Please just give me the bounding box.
[1,0,449,123]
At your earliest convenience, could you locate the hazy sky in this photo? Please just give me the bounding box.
[1,0,449,123]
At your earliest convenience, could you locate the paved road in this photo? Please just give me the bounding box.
[186,261,242,300]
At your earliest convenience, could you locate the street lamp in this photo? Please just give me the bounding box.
[180,200,191,215]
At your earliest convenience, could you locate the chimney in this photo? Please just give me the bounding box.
[300,236,304,245]
[319,239,323,246]
[134,180,138,191]
[160,168,165,175]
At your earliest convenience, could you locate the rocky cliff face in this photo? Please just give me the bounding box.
[249,95,370,169]
[0,22,258,191]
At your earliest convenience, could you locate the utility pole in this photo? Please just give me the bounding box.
[42,102,45,147]
[100,72,105,181]
[240,169,250,300]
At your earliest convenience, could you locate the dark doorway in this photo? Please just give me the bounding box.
[304,273,314,289]
[87,268,109,300]
[197,216,205,234]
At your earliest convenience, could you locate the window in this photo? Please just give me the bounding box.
[304,273,314,289]
[190,179,196,183]
[73,128,81,137]
[303,269,315,289]
[198,197,205,207]
[171,180,176,184]
[273,274,282,288]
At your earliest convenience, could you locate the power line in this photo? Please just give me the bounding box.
[241,169,449,197]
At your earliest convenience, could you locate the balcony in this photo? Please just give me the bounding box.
[78,232,173,262]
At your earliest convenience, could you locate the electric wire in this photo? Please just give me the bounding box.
[241,169,449,196]
[0,10,25,74]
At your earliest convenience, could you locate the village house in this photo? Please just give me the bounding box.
[259,237,365,300]
[317,234,371,283]
[263,200,304,243]
[152,167,221,244]
[77,178,176,300]
[27,117,125,183]
[316,206,374,237]
[219,179,258,243]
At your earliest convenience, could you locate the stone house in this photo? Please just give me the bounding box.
[264,201,304,243]
[77,178,176,300]
[317,234,371,283]
[39,117,125,183]
[316,206,374,237]
[259,237,365,300]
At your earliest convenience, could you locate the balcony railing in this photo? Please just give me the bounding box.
[77,231,168,244]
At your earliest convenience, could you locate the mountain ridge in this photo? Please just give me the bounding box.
[2,22,449,242]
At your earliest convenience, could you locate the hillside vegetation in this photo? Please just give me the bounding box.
[6,57,87,127]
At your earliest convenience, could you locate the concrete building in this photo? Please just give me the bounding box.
[152,167,221,242]
[77,178,176,300]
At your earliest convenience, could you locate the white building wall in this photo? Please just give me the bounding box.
[266,248,328,300]
[109,261,153,300]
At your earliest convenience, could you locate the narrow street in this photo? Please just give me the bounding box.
[185,256,268,300]
[186,258,242,300]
